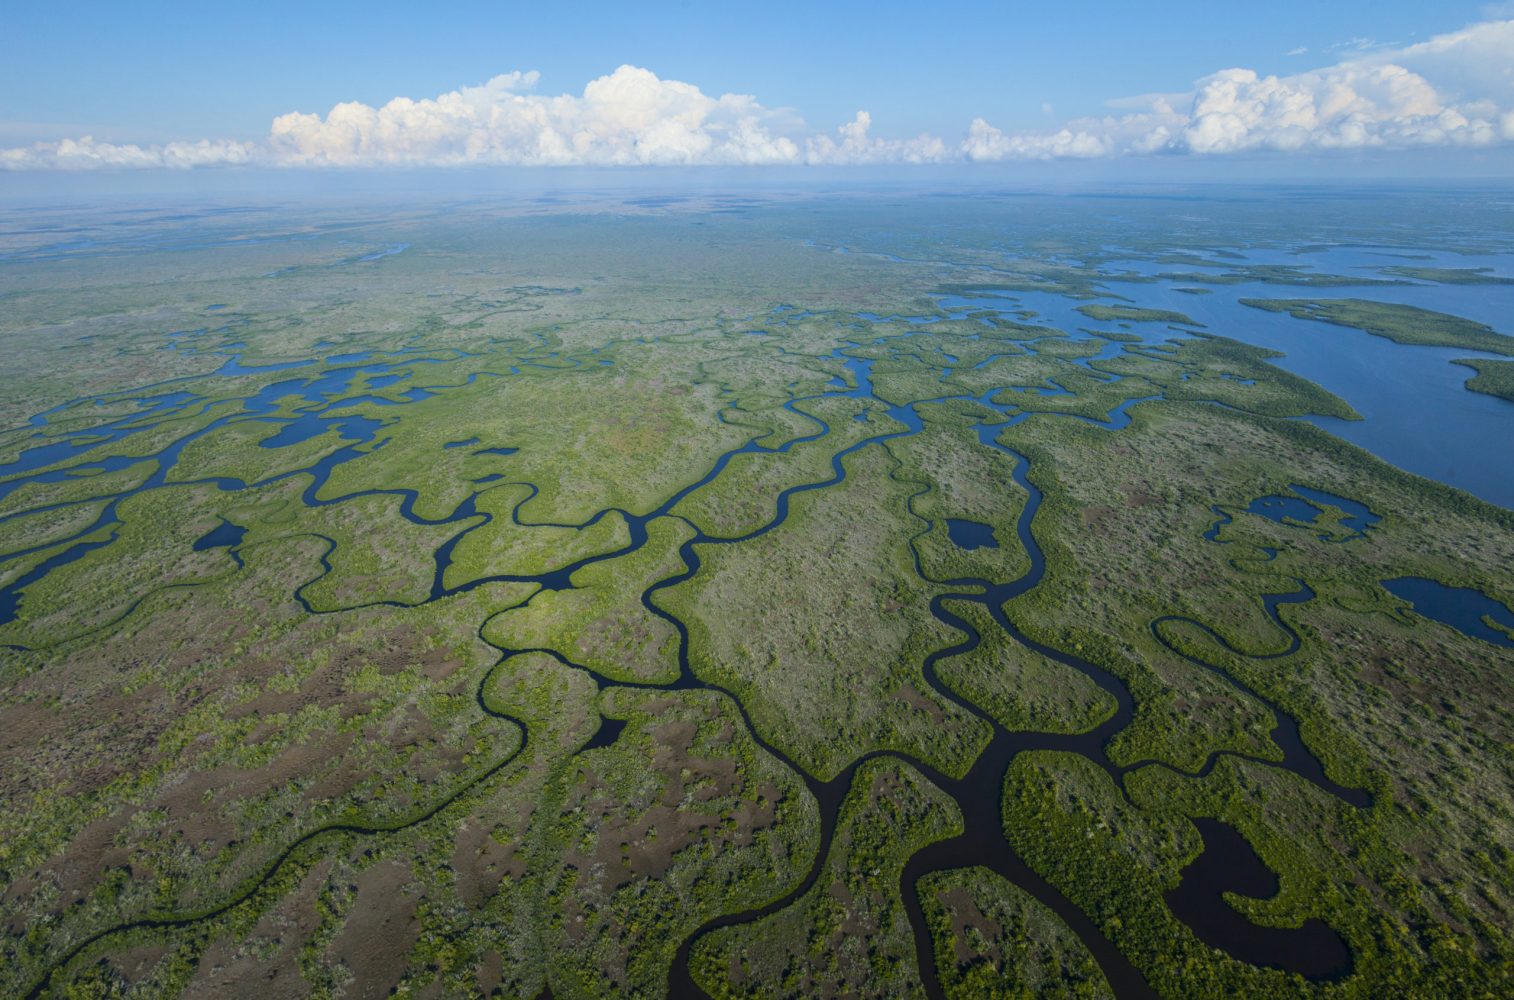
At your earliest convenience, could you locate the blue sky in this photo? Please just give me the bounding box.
[2,1,1511,169]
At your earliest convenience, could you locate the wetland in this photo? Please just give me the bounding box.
[0,186,1511,999]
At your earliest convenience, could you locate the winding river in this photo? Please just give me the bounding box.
[6,320,1380,999]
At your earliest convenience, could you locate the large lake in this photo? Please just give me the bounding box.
[939,244,1514,508]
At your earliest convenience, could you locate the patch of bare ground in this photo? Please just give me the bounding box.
[564,705,780,891]
[451,819,524,907]
[937,885,1002,966]
[327,861,421,999]
[33,808,142,914]
[894,683,946,723]
[156,731,359,855]
[475,949,503,995]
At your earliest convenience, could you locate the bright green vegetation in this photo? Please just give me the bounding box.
[993,400,1514,994]
[1003,744,1507,999]
[1,192,1512,1000]
[0,483,241,648]
[1240,297,1514,356]
[315,356,754,524]
[1453,357,1514,402]
[1380,265,1514,285]
[934,599,1116,735]
[0,460,155,520]
[445,484,631,589]
[1076,304,1200,326]
[174,419,356,485]
[921,866,1112,999]
[1103,335,1360,419]
[658,443,993,782]
[0,501,109,566]
[480,517,691,683]
[690,758,960,998]
[672,395,895,539]
[890,423,1031,584]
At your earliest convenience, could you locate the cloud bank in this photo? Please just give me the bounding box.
[267,67,804,166]
[4,19,1512,170]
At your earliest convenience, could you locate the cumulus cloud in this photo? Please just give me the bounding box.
[1,66,806,170]
[804,111,950,164]
[1177,61,1498,153]
[967,18,1514,160]
[3,19,1513,169]
[965,118,1116,161]
[268,66,804,166]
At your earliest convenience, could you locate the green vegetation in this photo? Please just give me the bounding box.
[1157,265,1407,287]
[672,396,895,538]
[1453,357,1514,402]
[1,194,1511,999]
[933,599,1115,735]
[921,866,1112,999]
[480,517,690,683]
[313,357,754,524]
[657,443,992,781]
[990,399,1513,995]
[1240,297,1514,355]
[0,461,155,519]
[1093,334,1361,419]
[543,686,818,996]
[0,483,239,648]
[168,418,358,485]
[1380,265,1514,285]
[1076,304,1200,326]
[444,483,631,589]
[690,758,960,998]
[889,423,1031,585]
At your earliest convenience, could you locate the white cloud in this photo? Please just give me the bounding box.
[804,111,950,164]
[0,135,254,170]
[963,118,1113,160]
[3,19,1513,169]
[268,66,803,166]
[967,18,1514,160]
[1379,19,1514,107]
[1171,27,1513,153]
[1330,36,1386,53]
